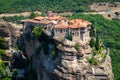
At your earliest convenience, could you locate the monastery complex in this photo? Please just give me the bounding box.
[22,11,91,44]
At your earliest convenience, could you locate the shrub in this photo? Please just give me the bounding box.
[2,15,26,24]
[88,57,98,65]
[29,12,40,19]
[90,26,96,37]
[74,43,80,50]
[2,77,12,80]
[101,53,106,61]
[41,12,46,17]
[0,38,8,49]
[14,44,19,50]
[95,35,100,51]
[0,49,5,55]
[90,38,96,47]
[32,27,43,38]
[0,42,8,49]
[51,50,55,57]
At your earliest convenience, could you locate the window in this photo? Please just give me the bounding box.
[60,29,62,33]
[72,33,74,36]
[56,29,57,32]
[63,29,64,32]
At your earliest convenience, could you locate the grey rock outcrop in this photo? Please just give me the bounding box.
[19,34,114,80]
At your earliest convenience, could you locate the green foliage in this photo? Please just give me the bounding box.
[0,0,120,13]
[69,13,120,80]
[74,43,80,50]
[0,49,5,55]
[95,35,100,51]
[41,12,47,17]
[92,49,98,56]
[0,0,101,13]
[51,48,58,59]
[88,56,98,65]
[0,62,12,79]
[2,12,40,23]
[0,62,6,78]
[51,50,55,57]
[14,44,19,50]
[29,12,40,19]
[110,49,120,80]
[32,27,43,38]
[2,15,26,24]
[0,38,8,50]
[2,77,12,80]
[90,38,96,47]
[101,52,106,61]
[90,26,96,37]
[0,38,5,42]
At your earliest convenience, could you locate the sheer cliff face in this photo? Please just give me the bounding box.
[18,33,114,80]
[1,18,113,80]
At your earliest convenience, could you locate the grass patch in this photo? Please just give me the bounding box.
[74,43,80,51]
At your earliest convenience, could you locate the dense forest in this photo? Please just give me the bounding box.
[0,0,120,13]
[68,13,120,80]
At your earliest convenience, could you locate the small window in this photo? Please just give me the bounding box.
[56,29,57,32]
[60,29,62,33]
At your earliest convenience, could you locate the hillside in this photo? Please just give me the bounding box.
[0,0,120,13]
[68,13,120,80]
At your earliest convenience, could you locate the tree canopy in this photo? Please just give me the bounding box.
[0,0,120,13]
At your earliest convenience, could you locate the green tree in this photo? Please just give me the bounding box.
[32,27,43,38]
[90,38,96,47]
[90,26,96,37]
[29,12,39,19]
[51,50,55,57]
[88,56,98,65]
[41,12,46,17]
[2,77,12,80]
[0,38,8,49]
[95,35,100,51]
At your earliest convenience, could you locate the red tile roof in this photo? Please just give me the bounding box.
[69,19,91,28]
[22,19,52,24]
[22,15,91,29]
[22,19,40,23]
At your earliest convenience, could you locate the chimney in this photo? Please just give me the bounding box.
[47,11,53,17]
[74,19,77,23]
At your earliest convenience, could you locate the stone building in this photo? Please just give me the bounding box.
[22,11,91,43]
[53,19,91,42]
